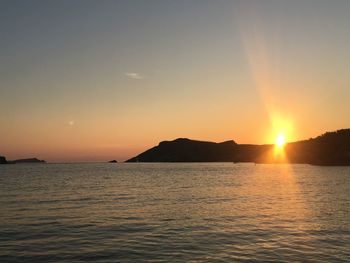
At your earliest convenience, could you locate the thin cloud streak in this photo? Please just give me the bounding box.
[125,72,144,80]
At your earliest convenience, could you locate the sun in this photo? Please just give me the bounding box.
[275,134,286,148]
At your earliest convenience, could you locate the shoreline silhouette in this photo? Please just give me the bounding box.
[2,129,350,166]
[127,129,350,166]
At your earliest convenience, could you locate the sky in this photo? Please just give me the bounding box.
[1,0,350,162]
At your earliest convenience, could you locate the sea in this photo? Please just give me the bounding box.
[0,163,349,262]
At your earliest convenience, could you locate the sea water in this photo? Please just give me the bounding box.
[0,163,349,262]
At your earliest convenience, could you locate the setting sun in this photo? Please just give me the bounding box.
[275,134,286,147]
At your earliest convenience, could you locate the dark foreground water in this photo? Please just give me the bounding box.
[0,163,349,262]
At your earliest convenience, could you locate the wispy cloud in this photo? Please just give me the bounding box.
[125,72,144,80]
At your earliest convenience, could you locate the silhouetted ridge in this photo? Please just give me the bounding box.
[126,138,268,163]
[12,158,46,164]
[126,129,350,165]
[286,129,350,165]
[0,156,46,164]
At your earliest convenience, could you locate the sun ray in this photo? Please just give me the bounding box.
[275,134,286,148]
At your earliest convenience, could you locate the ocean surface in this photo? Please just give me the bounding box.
[0,163,349,262]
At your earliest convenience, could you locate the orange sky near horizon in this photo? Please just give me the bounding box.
[1,1,350,162]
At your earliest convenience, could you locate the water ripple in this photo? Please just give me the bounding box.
[0,163,349,262]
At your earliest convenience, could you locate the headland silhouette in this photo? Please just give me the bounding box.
[127,129,350,166]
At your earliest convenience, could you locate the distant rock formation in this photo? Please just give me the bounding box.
[126,138,272,163]
[12,158,46,164]
[0,156,7,164]
[285,129,350,165]
[109,160,118,163]
[126,129,350,166]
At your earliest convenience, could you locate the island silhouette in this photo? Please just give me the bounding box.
[0,157,46,164]
[127,129,350,166]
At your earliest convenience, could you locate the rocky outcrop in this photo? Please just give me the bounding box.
[13,158,46,163]
[285,129,350,165]
[126,138,272,163]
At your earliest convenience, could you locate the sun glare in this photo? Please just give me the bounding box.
[275,134,286,148]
